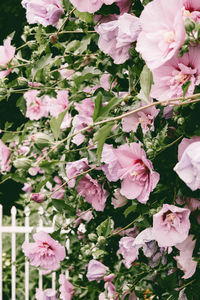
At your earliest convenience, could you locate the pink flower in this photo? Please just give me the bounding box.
[183,0,200,22]
[177,136,200,161]
[76,174,109,211]
[30,193,45,203]
[96,13,141,64]
[22,0,64,27]
[136,0,185,70]
[35,288,57,300]
[65,158,89,188]
[101,144,121,182]
[174,141,200,190]
[47,90,69,118]
[59,274,74,300]
[0,140,11,173]
[69,0,115,13]
[122,103,159,134]
[111,189,128,208]
[0,38,15,78]
[86,259,108,281]
[103,143,159,203]
[118,237,138,269]
[175,235,197,279]
[100,74,116,91]
[99,282,118,300]
[152,204,191,247]
[185,197,200,211]
[24,90,48,120]
[22,183,32,194]
[151,47,200,100]
[22,231,66,270]
[104,273,115,282]
[72,98,94,146]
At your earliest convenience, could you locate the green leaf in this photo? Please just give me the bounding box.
[93,92,103,122]
[31,53,52,80]
[97,218,114,237]
[50,108,68,140]
[140,65,153,99]
[74,10,94,23]
[182,80,191,97]
[52,199,76,216]
[124,203,138,218]
[93,121,114,161]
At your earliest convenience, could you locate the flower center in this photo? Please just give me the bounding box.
[174,73,189,84]
[163,31,175,43]
[183,9,191,17]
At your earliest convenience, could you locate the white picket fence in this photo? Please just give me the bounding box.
[0,204,61,300]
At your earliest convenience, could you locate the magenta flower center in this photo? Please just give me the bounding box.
[129,159,148,181]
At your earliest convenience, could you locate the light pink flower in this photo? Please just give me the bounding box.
[86,259,108,281]
[177,136,200,161]
[22,183,32,194]
[72,98,94,146]
[76,174,109,211]
[24,90,48,120]
[104,273,115,282]
[136,0,185,70]
[0,38,15,78]
[30,193,45,203]
[35,288,57,300]
[183,0,200,22]
[65,158,89,188]
[47,90,69,118]
[0,140,11,173]
[103,143,159,203]
[122,103,159,134]
[74,209,93,227]
[175,235,197,279]
[101,144,121,182]
[99,282,118,300]
[151,47,200,100]
[174,141,200,191]
[59,274,74,300]
[22,0,64,27]
[118,237,138,269]
[69,0,115,13]
[96,13,140,64]
[111,189,128,208]
[100,74,117,91]
[152,204,191,247]
[22,231,66,270]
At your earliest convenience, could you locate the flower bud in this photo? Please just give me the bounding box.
[34,133,52,150]
[17,77,28,87]
[30,193,45,203]
[184,18,195,32]
[13,158,32,169]
[88,233,97,242]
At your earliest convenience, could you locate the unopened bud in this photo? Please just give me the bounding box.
[184,18,195,32]
[17,77,28,87]
[34,133,52,149]
[13,158,32,169]
[30,193,45,203]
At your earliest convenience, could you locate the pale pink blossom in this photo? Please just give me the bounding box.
[69,0,115,13]
[59,274,74,300]
[104,273,115,282]
[72,98,94,146]
[111,189,128,208]
[86,259,108,281]
[76,174,109,211]
[122,291,138,300]
[51,185,65,199]
[22,183,32,194]
[118,237,138,269]
[65,158,89,188]
[136,0,185,70]
[0,140,11,173]
[22,231,66,270]
[96,13,141,64]
[174,141,200,190]
[177,136,200,161]
[103,143,159,203]
[99,282,118,300]
[35,288,57,300]
[122,103,159,134]
[175,235,197,279]
[74,209,93,227]
[151,47,200,100]
[0,38,15,78]
[47,90,69,118]
[152,204,191,247]
[24,90,48,120]
[28,166,44,176]
[183,0,200,22]
[100,74,117,91]
[30,193,45,203]
[22,0,64,27]
[101,144,121,182]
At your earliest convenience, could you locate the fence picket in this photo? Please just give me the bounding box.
[11,206,17,300]
[24,206,30,300]
[0,205,2,300]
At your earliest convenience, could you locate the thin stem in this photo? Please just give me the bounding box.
[57,8,76,33]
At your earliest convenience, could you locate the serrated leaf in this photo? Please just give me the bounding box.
[140,65,153,99]
[50,108,68,140]
[97,218,114,237]
[31,53,52,80]
[74,10,94,23]
[93,122,114,161]
[93,92,103,121]
[124,203,138,218]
